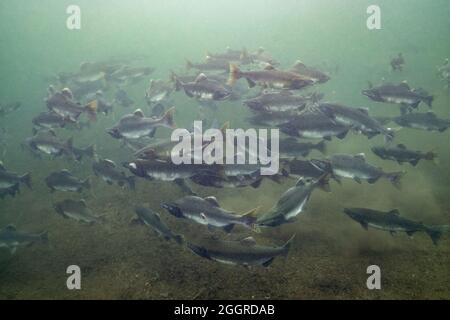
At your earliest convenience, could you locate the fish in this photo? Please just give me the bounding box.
[107,108,176,139]
[329,153,404,188]
[174,73,231,101]
[32,111,70,129]
[228,64,314,90]
[53,199,102,224]
[371,144,437,166]
[243,91,319,115]
[0,162,32,198]
[362,82,433,113]
[92,159,135,189]
[343,207,448,245]
[72,144,97,162]
[45,86,98,122]
[0,225,48,254]
[186,58,231,72]
[0,102,21,117]
[189,163,282,189]
[114,89,134,108]
[390,53,405,71]
[278,111,351,140]
[281,158,332,180]
[161,195,258,232]
[187,235,295,267]
[123,159,223,182]
[108,66,154,84]
[45,169,90,193]
[393,112,450,132]
[145,79,174,105]
[131,120,229,162]
[132,206,184,245]
[206,47,251,63]
[257,174,330,227]
[24,130,75,158]
[290,60,330,83]
[317,102,394,141]
[279,138,326,157]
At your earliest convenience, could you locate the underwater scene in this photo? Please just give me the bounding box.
[0,0,449,300]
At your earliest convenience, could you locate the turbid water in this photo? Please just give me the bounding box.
[0,0,449,299]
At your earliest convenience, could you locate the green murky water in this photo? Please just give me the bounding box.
[0,0,449,299]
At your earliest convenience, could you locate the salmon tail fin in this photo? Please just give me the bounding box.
[282,234,296,257]
[161,106,176,129]
[425,225,448,245]
[20,172,32,189]
[84,100,98,122]
[228,63,241,86]
[386,171,405,189]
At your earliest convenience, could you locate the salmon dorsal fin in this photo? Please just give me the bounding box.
[354,153,366,161]
[204,196,219,207]
[264,64,276,71]
[399,81,410,90]
[397,144,407,149]
[240,237,257,246]
[293,60,305,68]
[60,169,72,175]
[194,73,208,83]
[0,161,5,171]
[389,209,400,216]
[133,109,145,118]
[101,159,116,168]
